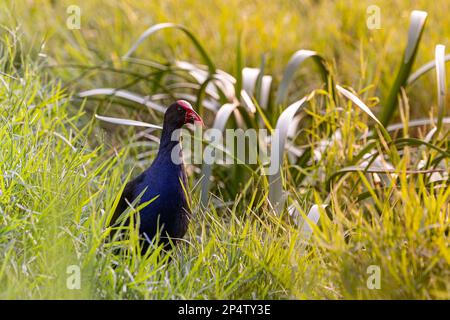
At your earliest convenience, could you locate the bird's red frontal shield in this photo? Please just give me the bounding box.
[177,100,204,126]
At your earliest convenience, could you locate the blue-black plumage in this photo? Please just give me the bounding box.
[111,100,203,251]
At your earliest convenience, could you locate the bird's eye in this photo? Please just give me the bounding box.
[177,106,183,112]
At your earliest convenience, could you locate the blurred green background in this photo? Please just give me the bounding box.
[2,0,449,115]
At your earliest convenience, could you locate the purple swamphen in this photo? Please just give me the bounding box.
[111,100,203,252]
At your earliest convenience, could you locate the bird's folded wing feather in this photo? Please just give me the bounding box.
[110,172,146,227]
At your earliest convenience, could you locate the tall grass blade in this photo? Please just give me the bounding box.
[288,203,323,238]
[328,166,444,185]
[407,54,450,85]
[79,88,166,112]
[379,10,428,126]
[235,34,243,100]
[301,204,322,239]
[359,117,450,140]
[336,85,383,127]
[242,67,260,99]
[254,54,272,109]
[123,23,216,74]
[275,50,331,106]
[200,103,239,206]
[259,75,272,109]
[434,44,447,134]
[175,61,236,101]
[268,96,308,213]
[386,117,450,132]
[240,90,257,113]
[95,114,162,130]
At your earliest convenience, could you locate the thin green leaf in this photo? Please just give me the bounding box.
[235,33,243,100]
[336,85,384,128]
[379,10,428,126]
[435,44,447,133]
[123,23,216,74]
[95,114,162,130]
[268,96,309,213]
[79,88,165,113]
[240,90,257,113]
[241,67,260,93]
[200,103,239,206]
[407,54,450,85]
[328,166,444,185]
[275,50,331,106]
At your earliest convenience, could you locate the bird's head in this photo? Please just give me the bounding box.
[164,100,204,129]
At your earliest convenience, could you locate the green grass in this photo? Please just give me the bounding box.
[0,0,449,299]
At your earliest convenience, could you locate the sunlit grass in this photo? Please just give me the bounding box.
[0,0,449,299]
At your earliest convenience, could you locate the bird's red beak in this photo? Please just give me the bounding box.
[177,100,204,127]
[185,109,204,126]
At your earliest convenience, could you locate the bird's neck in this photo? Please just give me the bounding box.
[157,124,183,164]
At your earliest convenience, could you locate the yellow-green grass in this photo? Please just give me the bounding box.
[2,0,450,116]
[0,0,449,299]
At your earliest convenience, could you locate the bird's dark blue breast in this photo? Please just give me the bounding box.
[117,151,190,246]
